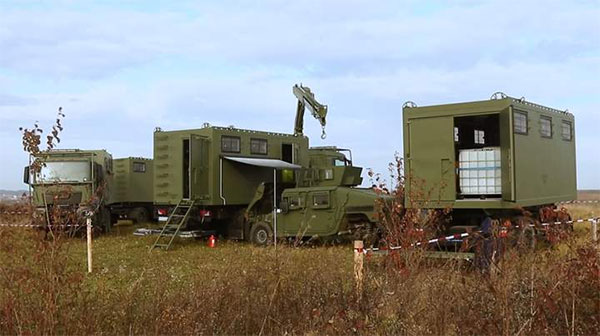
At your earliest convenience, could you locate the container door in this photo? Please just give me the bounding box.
[407,117,456,202]
[499,108,515,201]
[190,134,208,200]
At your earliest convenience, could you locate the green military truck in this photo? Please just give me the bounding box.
[244,147,382,245]
[150,84,385,249]
[24,149,154,232]
[151,126,384,247]
[402,93,576,235]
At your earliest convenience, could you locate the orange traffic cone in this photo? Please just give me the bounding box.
[208,235,216,248]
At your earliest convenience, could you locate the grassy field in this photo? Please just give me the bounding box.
[0,197,599,335]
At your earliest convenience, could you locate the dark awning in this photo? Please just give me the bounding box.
[224,157,302,170]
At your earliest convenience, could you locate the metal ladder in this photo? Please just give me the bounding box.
[151,199,195,251]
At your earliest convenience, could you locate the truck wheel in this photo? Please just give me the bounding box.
[129,207,149,224]
[249,223,273,246]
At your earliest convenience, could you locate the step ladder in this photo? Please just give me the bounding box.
[151,199,195,251]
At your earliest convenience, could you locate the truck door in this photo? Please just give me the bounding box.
[407,117,456,203]
[190,134,209,200]
[279,191,305,236]
[303,190,335,235]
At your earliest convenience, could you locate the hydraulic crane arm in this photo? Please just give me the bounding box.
[293,84,328,139]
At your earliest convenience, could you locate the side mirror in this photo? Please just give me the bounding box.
[280,199,289,214]
[23,166,30,185]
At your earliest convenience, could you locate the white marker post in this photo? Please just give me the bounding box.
[592,219,598,243]
[86,217,93,273]
[273,168,277,249]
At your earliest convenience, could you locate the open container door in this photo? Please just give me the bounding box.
[407,116,456,205]
[499,107,515,201]
[190,134,209,200]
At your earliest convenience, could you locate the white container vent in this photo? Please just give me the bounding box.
[458,147,501,195]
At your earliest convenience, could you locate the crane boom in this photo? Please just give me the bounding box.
[293,84,328,139]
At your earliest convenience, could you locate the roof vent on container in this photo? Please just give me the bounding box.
[402,101,418,108]
[490,92,507,100]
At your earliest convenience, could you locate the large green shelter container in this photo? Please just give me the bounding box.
[403,96,576,210]
[112,157,154,204]
[153,125,309,207]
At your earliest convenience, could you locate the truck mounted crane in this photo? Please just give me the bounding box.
[293,84,328,139]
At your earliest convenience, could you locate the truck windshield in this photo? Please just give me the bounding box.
[36,161,91,183]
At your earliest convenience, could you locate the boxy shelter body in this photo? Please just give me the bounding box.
[153,125,309,209]
[403,96,576,212]
[112,157,154,204]
[110,157,154,223]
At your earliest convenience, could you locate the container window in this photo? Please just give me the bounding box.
[312,192,330,208]
[540,116,552,138]
[221,136,241,153]
[250,138,268,155]
[474,129,485,144]
[561,120,572,141]
[133,162,146,173]
[514,110,528,134]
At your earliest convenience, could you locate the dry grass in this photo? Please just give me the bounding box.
[1,201,599,335]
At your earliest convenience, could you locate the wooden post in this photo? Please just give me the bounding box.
[273,169,277,249]
[354,240,364,299]
[592,219,598,243]
[86,217,93,273]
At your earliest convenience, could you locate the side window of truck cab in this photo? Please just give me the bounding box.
[287,193,305,210]
[282,192,305,211]
[311,191,330,209]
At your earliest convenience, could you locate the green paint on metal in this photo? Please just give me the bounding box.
[403,97,576,210]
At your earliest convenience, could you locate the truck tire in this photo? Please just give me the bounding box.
[249,222,273,246]
[129,207,149,224]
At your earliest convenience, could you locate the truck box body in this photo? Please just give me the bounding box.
[112,157,154,204]
[153,125,310,207]
[403,97,576,209]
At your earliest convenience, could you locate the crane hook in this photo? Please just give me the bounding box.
[321,126,327,139]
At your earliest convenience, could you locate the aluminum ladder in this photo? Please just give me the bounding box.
[151,199,195,251]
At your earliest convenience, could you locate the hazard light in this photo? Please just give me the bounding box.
[157,208,168,216]
[199,209,212,217]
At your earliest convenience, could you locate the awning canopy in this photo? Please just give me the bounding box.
[224,156,302,170]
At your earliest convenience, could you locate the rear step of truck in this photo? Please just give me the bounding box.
[151,199,195,251]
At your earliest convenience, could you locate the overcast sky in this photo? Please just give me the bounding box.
[1,0,598,190]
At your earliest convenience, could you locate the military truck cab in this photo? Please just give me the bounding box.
[298,147,363,187]
[24,149,114,231]
[24,150,154,232]
[246,184,383,245]
[244,146,385,245]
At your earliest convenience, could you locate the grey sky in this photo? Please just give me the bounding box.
[1,0,598,190]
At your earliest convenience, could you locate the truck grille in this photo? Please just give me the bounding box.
[44,192,83,205]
